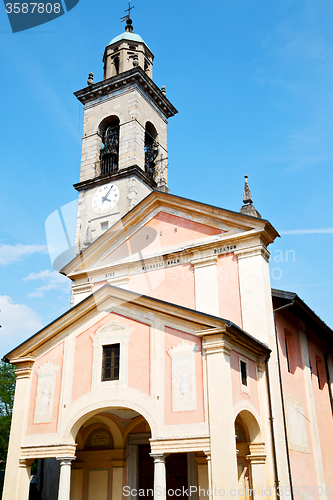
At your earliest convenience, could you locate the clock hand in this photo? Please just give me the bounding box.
[102,196,111,203]
[104,185,113,199]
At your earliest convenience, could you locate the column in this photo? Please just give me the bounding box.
[204,450,212,500]
[191,255,219,316]
[199,331,238,498]
[57,457,75,500]
[247,444,266,500]
[2,359,34,500]
[150,453,167,499]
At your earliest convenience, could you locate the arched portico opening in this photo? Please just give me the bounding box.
[70,407,153,500]
[235,410,266,500]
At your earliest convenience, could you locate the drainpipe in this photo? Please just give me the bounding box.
[273,300,295,500]
[264,353,279,494]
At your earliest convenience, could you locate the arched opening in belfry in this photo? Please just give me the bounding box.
[113,54,120,75]
[99,116,120,175]
[144,121,159,180]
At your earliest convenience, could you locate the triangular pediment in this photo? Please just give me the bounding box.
[4,285,269,363]
[61,191,278,278]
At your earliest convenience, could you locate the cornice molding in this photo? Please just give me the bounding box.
[150,436,210,454]
[234,245,270,262]
[21,444,77,460]
[191,255,218,269]
[73,164,156,193]
[74,66,177,119]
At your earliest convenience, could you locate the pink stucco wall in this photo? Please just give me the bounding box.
[72,312,150,402]
[217,253,242,327]
[164,326,205,425]
[128,263,195,309]
[27,342,64,435]
[230,350,260,413]
[101,211,223,266]
[307,331,333,487]
[275,312,333,491]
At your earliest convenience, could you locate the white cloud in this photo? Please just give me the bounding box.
[24,269,71,297]
[0,295,43,357]
[0,244,48,265]
[280,228,333,235]
[27,291,44,299]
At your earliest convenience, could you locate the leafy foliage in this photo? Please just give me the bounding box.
[0,361,16,470]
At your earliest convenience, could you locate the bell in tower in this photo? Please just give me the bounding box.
[73,15,177,254]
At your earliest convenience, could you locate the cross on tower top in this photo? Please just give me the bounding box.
[120,0,135,22]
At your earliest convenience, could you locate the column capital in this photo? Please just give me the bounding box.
[191,255,218,269]
[201,334,233,356]
[19,458,35,468]
[247,454,266,464]
[234,245,270,262]
[11,357,35,379]
[247,442,266,464]
[107,274,130,288]
[150,453,168,464]
[56,457,76,466]
[256,361,265,374]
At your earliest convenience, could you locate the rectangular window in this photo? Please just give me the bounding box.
[101,221,108,231]
[102,344,120,381]
[240,360,247,387]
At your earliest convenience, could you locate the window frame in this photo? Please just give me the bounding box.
[239,356,250,395]
[91,321,131,390]
[102,343,120,382]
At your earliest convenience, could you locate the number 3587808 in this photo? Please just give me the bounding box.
[5,3,61,13]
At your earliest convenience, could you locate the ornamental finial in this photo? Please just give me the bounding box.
[240,175,261,218]
[243,175,253,205]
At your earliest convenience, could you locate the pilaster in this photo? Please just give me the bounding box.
[2,358,34,500]
[234,244,272,344]
[198,330,238,497]
[247,444,266,500]
[191,255,218,316]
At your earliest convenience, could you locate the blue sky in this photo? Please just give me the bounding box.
[1,0,333,357]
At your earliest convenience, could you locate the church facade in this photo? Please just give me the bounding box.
[2,18,333,500]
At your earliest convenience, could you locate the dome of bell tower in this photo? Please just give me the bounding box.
[103,19,154,80]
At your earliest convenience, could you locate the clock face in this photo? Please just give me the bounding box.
[92,183,119,214]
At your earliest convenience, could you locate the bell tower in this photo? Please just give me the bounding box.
[73,17,177,254]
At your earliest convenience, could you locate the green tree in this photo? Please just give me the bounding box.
[0,361,16,470]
